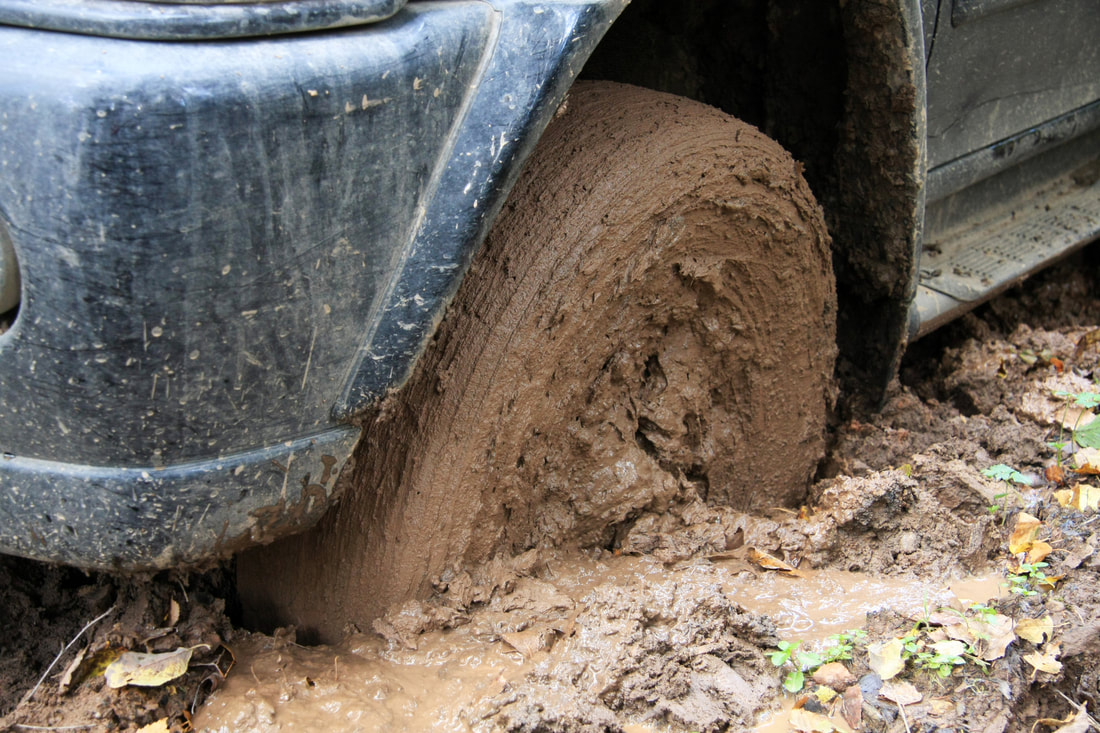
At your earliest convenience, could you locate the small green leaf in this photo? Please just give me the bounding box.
[783,669,805,693]
[1074,418,1100,450]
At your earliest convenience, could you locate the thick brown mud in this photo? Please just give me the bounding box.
[238,81,835,642]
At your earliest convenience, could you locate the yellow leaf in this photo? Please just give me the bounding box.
[104,646,202,689]
[1014,616,1053,644]
[815,686,838,704]
[1024,644,1062,675]
[867,638,906,680]
[1070,484,1100,511]
[1026,540,1054,564]
[1008,512,1042,555]
[1074,447,1100,475]
[1054,489,1073,507]
[136,720,170,733]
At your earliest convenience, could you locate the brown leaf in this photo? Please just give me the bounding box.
[1073,448,1100,475]
[748,547,799,574]
[813,662,857,689]
[1046,464,1066,485]
[1026,540,1054,564]
[841,685,863,730]
[788,708,838,732]
[1073,328,1100,361]
[973,612,1016,661]
[1009,512,1042,555]
[880,680,922,706]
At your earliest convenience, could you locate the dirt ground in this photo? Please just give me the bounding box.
[2,244,1099,732]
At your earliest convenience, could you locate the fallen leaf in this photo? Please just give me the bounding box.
[1068,484,1100,511]
[1036,574,1064,592]
[748,547,799,573]
[814,686,838,704]
[1042,710,1091,733]
[136,720,170,733]
[1054,489,1074,507]
[931,639,969,658]
[812,662,856,689]
[867,638,906,680]
[1024,644,1063,675]
[928,698,954,715]
[789,708,837,732]
[1073,447,1100,474]
[880,680,922,706]
[1074,328,1100,361]
[1046,464,1066,485]
[840,685,863,730]
[57,647,88,695]
[167,599,181,627]
[972,613,1016,661]
[1015,616,1054,644]
[104,645,205,689]
[1027,540,1054,564]
[1009,512,1042,555]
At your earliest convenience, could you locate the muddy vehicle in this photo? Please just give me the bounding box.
[0,0,1097,639]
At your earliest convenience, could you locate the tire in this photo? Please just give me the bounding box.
[238,81,836,642]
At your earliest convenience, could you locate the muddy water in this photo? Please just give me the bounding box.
[198,554,1003,732]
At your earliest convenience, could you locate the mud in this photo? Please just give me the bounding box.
[238,80,835,641]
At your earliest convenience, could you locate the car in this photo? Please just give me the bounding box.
[0,0,1097,639]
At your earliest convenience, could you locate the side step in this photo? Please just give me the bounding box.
[910,159,1100,340]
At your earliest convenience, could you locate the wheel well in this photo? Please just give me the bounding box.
[579,0,927,408]
[578,0,847,215]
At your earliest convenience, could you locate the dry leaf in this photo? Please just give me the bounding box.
[136,720,170,733]
[747,547,799,573]
[1054,489,1074,507]
[1075,328,1100,360]
[928,698,954,715]
[1024,644,1063,675]
[880,680,922,706]
[1036,574,1064,592]
[104,645,204,689]
[1069,484,1100,511]
[972,613,1015,661]
[813,662,857,689]
[841,685,863,730]
[1073,447,1100,475]
[1015,616,1054,644]
[867,638,906,680]
[1046,464,1067,485]
[1027,540,1054,564]
[1043,710,1091,733]
[1009,512,1042,555]
[167,599,181,627]
[931,639,969,658]
[814,686,838,704]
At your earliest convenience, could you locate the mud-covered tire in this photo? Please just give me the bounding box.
[239,81,836,641]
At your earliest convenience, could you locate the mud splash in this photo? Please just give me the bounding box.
[200,553,1003,732]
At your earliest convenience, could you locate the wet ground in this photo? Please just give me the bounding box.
[2,244,1099,731]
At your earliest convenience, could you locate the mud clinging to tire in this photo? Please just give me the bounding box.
[238,81,837,642]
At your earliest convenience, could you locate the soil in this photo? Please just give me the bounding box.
[2,245,1098,732]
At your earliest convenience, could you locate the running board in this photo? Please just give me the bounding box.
[909,161,1100,340]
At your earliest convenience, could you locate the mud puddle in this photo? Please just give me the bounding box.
[197,553,1003,732]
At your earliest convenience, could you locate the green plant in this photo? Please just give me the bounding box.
[769,640,824,693]
[1006,561,1050,596]
[981,464,1031,516]
[1052,389,1100,455]
[822,629,867,664]
[913,647,966,678]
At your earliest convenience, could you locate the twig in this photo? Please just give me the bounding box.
[897,700,912,733]
[14,725,98,730]
[14,606,115,711]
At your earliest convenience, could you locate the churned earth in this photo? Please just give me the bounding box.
[1,246,1099,732]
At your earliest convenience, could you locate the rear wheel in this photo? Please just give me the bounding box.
[238,81,836,642]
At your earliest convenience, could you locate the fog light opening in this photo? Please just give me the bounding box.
[0,217,20,335]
